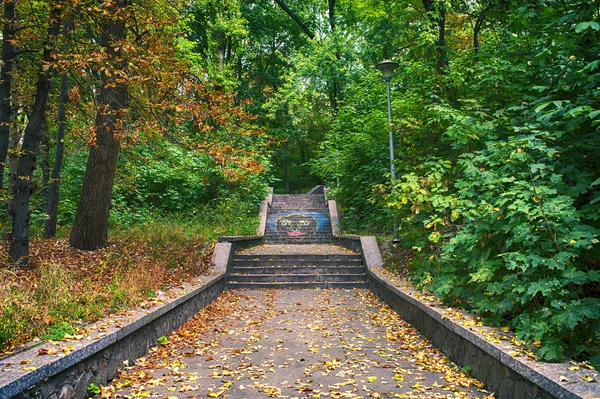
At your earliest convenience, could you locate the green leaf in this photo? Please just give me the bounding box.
[534,102,551,113]
[537,338,564,362]
[574,21,600,33]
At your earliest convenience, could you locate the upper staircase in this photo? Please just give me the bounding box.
[264,194,333,244]
[226,190,368,289]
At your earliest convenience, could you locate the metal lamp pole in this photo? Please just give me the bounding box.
[376,60,400,243]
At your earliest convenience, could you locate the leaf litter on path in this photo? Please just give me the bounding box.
[105,289,493,398]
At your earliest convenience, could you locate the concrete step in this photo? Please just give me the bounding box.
[231,259,363,267]
[264,229,333,234]
[232,253,361,261]
[264,238,333,244]
[226,281,369,290]
[228,273,367,283]
[230,266,366,274]
[264,234,333,239]
[264,231,333,235]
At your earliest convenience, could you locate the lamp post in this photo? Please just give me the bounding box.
[376,59,400,243]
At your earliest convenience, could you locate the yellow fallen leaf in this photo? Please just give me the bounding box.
[62,346,75,355]
[583,375,595,383]
[559,376,569,382]
[221,380,233,388]
[22,366,37,371]
[394,374,404,381]
[116,379,132,389]
[20,359,32,365]
[367,376,377,382]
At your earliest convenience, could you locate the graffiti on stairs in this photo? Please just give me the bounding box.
[267,212,330,239]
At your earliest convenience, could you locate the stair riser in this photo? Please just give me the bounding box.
[230,266,366,275]
[232,254,362,261]
[232,261,363,268]
[264,239,333,244]
[226,282,369,290]
[229,274,367,283]
[264,231,333,236]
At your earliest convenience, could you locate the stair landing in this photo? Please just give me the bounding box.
[239,244,354,255]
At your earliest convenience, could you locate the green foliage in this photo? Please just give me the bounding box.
[88,383,101,395]
[391,134,599,361]
[311,0,600,361]
[157,335,168,345]
[42,321,75,341]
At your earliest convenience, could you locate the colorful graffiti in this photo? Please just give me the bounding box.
[267,212,330,239]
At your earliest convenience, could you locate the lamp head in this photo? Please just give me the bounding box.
[376,60,399,82]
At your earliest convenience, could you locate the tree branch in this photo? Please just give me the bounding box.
[272,0,315,40]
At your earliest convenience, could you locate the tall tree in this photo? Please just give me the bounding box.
[8,5,62,264]
[44,73,69,238]
[69,0,129,250]
[0,0,16,189]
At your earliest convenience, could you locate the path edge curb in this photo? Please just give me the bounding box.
[325,199,598,398]
[0,272,227,399]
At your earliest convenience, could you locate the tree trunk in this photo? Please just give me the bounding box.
[422,0,448,73]
[40,120,50,211]
[8,27,58,264]
[473,5,493,64]
[328,0,336,31]
[0,0,16,189]
[69,1,128,251]
[44,74,69,238]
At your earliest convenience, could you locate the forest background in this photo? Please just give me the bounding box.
[0,0,598,367]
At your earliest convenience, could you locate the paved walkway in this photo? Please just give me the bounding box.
[108,290,491,398]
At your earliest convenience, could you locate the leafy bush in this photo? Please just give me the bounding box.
[382,132,600,362]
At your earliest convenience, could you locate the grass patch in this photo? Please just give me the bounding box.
[0,203,258,353]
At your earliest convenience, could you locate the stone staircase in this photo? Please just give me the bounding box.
[227,246,368,289]
[264,194,333,244]
[226,192,367,289]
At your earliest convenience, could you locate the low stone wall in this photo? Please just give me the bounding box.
[217,235,263,252]
[367,270,599,399]
[332,235,383,270]
[0,273,226,399]
[256,187,273,236]
[327,200,340,235]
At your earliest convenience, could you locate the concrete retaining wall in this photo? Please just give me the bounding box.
[256,187,273,236]
[367,270,599,399]
[0,274,226,399]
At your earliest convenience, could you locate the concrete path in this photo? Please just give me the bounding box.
[108,290,491,399]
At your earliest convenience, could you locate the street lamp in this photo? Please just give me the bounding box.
[376,59,400,244]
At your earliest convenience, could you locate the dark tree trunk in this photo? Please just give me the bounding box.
[473,5,493,64]
[40,120,50,210]
[328,0,336,31]
[0,0,16,189]
[422,0,448,73]
[44,74,69,238]
[8,11,60,263]
[436,7,447,72]
[69,1,128,251]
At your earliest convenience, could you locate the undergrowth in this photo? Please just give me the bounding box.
[0,200,258,353]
